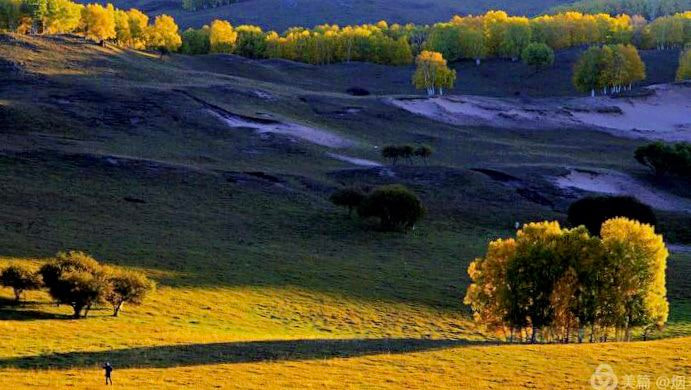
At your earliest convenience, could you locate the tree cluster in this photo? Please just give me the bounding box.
[381,144,433,164]
[635,141,691,177]
[552,0,689,20]
[330,184,425,232]
[0,251,154,318]
[181,0,236,11]
[181,20,414,65]
[0,0,181,52]
[573,44,646,96]
[3,3,689,67]
[412,51,456,95]
[465,219,669,343]
[567,195,656,236]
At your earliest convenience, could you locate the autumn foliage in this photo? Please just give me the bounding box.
[465,219,669,343]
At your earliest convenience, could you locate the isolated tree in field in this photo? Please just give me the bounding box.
[619,44,645,89]
[676,48,691,81]
[330,187,366,216]
[381,145,402,165]
[81,3,115,43]
[1,264,42,302]
[209,19,237,53]
[357,184,425,232]
[521,42,554,71]
[148,14,181,54]
[567,195,656,236]
[412,50,456,96]
[39,251,110,318]
[414,145,433,163]
[635,141,691,177]
[105,270,154,317]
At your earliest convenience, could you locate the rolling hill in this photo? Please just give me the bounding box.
[0,33,690,388]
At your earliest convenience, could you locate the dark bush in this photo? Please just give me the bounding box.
[330,187,367,216]
[0,265,42,302]
[414,145,433,162]
[357,184,425,232]
[567,196,656,236]
[635,142,691,177]
[346,87,370,96]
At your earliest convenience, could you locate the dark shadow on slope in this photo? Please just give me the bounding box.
[0,338,496,370]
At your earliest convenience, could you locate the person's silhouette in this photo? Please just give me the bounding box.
[103,362,113,385]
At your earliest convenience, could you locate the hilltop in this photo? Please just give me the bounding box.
[83,0,573,31]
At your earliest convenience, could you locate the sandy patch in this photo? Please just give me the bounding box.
[208,109,353,148]
[554,169,691,212]
[390,84,691,142]
[326,153,382,167]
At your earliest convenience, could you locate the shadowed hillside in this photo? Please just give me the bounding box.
[79,0,573,30]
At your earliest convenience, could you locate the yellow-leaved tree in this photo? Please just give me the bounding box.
[600,217,669,340]
[676,47,691,81]
[209,19,237,53]
[147,14,181,54]
[81,3,115,43]
[412,50,456,96]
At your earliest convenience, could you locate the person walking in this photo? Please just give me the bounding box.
[103,362,113,385]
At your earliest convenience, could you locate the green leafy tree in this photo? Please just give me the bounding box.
[1,264,42,302]
[521,42,555,71]
[105,270,155,317]
[39,251,110,318]
[357,184,425,232]
[414,145,433,163]
[330,187,366,216]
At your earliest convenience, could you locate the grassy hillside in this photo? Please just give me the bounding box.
[80,0,572,31]
[0,33,690,388]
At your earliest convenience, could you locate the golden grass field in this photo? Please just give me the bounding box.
[1,257,690,389]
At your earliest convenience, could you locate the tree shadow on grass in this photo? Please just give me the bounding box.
[0,338,498,370]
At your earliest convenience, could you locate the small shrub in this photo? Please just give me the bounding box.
[330,187,367,216]
[0,265,42,302]
[357,184,425,232]
[567,196,656,236]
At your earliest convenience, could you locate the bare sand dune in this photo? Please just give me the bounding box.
[208,109,353,148]
[390,84,691,142]
[554,169,691,212]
